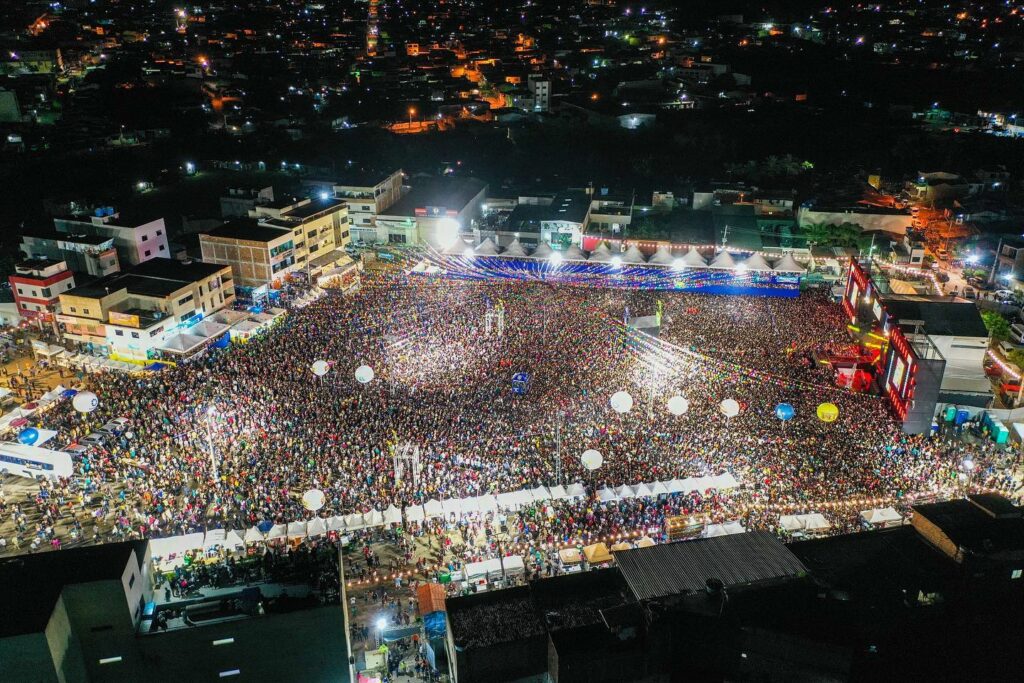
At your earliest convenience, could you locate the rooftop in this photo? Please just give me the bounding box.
[913,497,1024,555]
[383,177,487,217]
[333,168,400,188]
[880,295,989,338]
[281,197,345,220]
[614,531,808,601]
[202,218,290,243]
[0,541,145,637]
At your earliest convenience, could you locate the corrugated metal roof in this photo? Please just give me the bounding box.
[614,531,808,601]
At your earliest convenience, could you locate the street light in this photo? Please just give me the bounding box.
[408,106,416,128]
[206,406,218,482]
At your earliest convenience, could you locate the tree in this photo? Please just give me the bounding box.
[1007,348,1024,369]
[981,310,1011,341]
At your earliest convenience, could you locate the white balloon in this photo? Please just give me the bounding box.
[720,398,740,418]
[610,391,634,414]
[581,449,603,471]
[72,391,99,413]
[355,364,375,384]
[302,488,326,512]
[311,360,330,377]
[667,396,690,416]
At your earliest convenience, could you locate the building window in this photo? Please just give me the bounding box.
[1013,569,1023,580]
[115,330,124,336]
[16,287,23,295]
[131,332,140,339]
[41,287,51,297]
[159,245,166,251]
[70,307,77,313]
[178,294,194,306]
[156,230,163,236]
[150,327,163,337]
[142,235,148,242]
[144,250,151,257]
[83,308,90,315]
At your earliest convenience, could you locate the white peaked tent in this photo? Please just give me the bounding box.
[649,246,675,265]
[383,505,402,525]
[548,485,569,500]
[616,484,637,499]
[708,250,737,270]
[307,517,327,537]
[267,524,288,540]
[597,487,619,503]
[622,244,647,264]
[563,244,588,261]
[773,253,807,273]
[531,486,550,502]
[705,521,745,537]
[424,499,444,518]
[565,483,587,498]
[529,241,552,259]
[633,483,654,498]
[860,507,902,527]
[442,498,462,516]
[344,513,365,530]
[588,244,614,263]
[740,253,773,272]
[327,516,346,532]
[363,510,385,528]
[503,239,529,257]
[475,238,499,256]
[476,495,499,512]
[460,497,480,514]
[287,521,307,539]
[244,526,265,543]
[680,247,708,267]
[444,239,469,255]
[651,481,670,496]
[406,505,426,522]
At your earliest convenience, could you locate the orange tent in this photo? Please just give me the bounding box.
[416,582,446,615]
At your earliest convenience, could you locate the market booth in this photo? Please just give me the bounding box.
[860,507,903,528]
[583,542,612,566]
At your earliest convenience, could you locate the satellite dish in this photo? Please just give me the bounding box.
[610,391,634,414]
[667,396,690,416]
[581,449,603,471]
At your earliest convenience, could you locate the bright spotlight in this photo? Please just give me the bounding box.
[672,257,685,270]
[437,218,460,248]
[549,251,563,267]
[611,255,622,268]
[735,263,748,273]
[319,191,330,200]
[376,618,387,631]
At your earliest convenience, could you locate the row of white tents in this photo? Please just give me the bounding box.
[450,239,807,273]
[595,473,741,503]
[147,475,744,566]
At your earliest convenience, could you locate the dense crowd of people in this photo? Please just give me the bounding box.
[0,272,1019,566]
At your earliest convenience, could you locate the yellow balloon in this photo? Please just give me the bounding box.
[816,402,839,423]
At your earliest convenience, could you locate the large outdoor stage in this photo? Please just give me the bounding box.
[410,253,802,297]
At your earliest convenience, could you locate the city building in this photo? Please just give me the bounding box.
[220,186,275,219]
[332,169,406,244]
[8,259,76,326]
[57,258,234,360]
[201,195,349,298]
[375,177,487,246]
[20,229,121,278]
[53,210,169,266]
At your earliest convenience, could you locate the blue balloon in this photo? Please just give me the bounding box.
[18,428,39,445]
[61,389,78,399]
[775,403,795,421]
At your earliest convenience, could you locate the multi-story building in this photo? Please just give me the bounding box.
[375,177,487,246]
[57,258,234,360]
[53,210,169,266]
[8,259,76,324]
[200,196,350,298]
[527,75,551,112]
[332,169,405,244]
[20,228,121,278]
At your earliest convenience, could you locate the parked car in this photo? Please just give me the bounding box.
[64,443,89,457]
[80,432,109,447]
[967,276,993,291]
[98,417,130,436]
[963,286,977,300]
[994,289,1017,303]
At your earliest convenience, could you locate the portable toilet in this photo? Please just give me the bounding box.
[944,405,957,422]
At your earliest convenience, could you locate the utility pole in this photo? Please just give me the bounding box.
[990,237,1004,286]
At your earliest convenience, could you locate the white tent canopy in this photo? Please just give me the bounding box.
[621,244,646,264]
[503,239,529,257]
[707,250,737,270]
[773,253,806,273]
[306,517,328,537]
[267,524,288,540]
[406,505,426,522]
[616,484,637,499]
[383,505,403,524]
[244,527,264,543]
[548,485,569,500]
[565,483,587,498]
[475,238,499,256]
[680,247,708,268]
[442,498,463,516]
[327,516,346,531]
[648,246,675,266]
[563,245,588,261]
[424,499,444,518]
[531,485,550,502]
[344,513,365,530]
[363,510,385,528]
[588,244,614,263]
[705,521,746,538]
[597,487,619,503]
[860,507,902,526]
[780,513,831,533]
[740,253,773,272]
[287,521,307,538]
[529,241,551,259]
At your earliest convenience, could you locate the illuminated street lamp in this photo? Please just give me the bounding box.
[408,106,416,128]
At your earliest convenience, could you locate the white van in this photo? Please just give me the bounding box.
[1011,324,1024,345]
